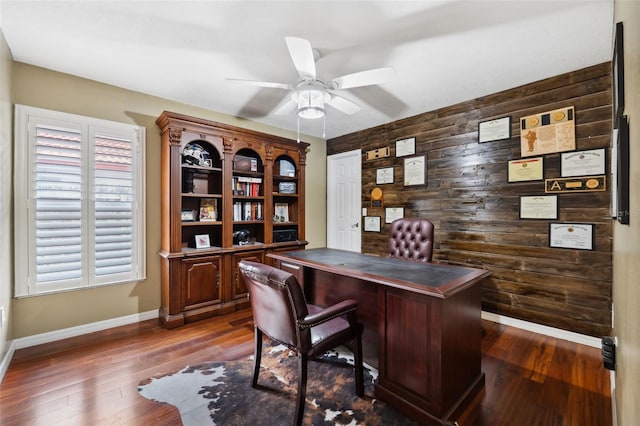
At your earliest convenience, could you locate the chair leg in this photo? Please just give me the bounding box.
[252,327,263,388]
[353,333,364,397]
[293,353,308,426]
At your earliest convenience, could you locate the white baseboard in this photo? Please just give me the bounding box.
[0,310,157,385]
[0,340,16,384]
[482,311,601,348]
[13,310,158,350]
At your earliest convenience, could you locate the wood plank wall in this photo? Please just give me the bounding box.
[327,63,612,337]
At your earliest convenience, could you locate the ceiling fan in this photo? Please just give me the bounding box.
[227,37,395,121]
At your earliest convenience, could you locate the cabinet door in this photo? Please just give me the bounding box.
[182,255,222,309]
[232,251,264,300]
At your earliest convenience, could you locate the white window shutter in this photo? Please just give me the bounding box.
[33,123,84,287]
[92,129,135,282]
[14,105,146,296]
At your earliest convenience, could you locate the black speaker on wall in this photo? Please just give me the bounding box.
[601,336,616,371]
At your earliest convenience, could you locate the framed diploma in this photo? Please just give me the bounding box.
[385,207,404,224]
[395,137,416,157]
[519,195,558,220]
[561,148,606,177]
[549,223,594,250]
[403,155,427,186]
[363,216,381,232]
[376,167,394,184]
[478,116,511,143]
[508,157,543,182]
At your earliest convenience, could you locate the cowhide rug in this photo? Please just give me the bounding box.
[138,342,416,425]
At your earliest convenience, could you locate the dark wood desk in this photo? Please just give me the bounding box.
[268,248,492,426]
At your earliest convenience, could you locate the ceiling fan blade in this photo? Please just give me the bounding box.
[327,93,361,115]
[285,36,316,81]
[274,98,297,115]
[329,67,395,90]
[226,78,293,90]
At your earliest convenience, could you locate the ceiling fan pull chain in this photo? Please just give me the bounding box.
[322,113,326,139]
[297,114,300,143]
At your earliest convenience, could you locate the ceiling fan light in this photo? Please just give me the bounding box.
[297,89,326,119]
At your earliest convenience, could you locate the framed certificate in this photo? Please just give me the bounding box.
[376,167,394,184]
[478,116,511,143]
[549,223,594,250]
[508,157,543,182]
[403,155,427,186]
[519,195,558,220]
[385,207,404,224]
[395,137,416,157]
[364,216,381,232]
[561,148,606,177]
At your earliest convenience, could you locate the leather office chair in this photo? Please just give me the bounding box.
[388,218,435,263]
[238,260,364,426]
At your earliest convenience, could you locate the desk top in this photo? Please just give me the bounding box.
[269,248,491,298]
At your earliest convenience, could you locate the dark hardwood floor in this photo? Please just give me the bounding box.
[0,310,611,425]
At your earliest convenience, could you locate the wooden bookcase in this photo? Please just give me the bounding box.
[156,111,308,328]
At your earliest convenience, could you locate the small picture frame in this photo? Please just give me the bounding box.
[395,137,416,157]
[181,209,196,222]
[364,216,381,232]
[195,234,210,249]
[278,181,296,194]
[549,223,594,251]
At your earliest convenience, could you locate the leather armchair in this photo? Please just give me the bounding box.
[238,260,364,426]
[388,218,434,263]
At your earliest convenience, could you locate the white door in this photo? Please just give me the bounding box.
[327,149,361,252]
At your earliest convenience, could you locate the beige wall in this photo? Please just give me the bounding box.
[0,25,14,361]
[10,63,326,338]
[613,2,640,425]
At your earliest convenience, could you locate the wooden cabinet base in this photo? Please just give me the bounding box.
[158,307,185,329]
[159,297,251,329]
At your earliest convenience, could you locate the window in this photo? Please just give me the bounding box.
[14,105,146,296]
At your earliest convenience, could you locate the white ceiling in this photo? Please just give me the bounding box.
[0,0,614,140]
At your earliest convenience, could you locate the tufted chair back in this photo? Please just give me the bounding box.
[388,218,434,263]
